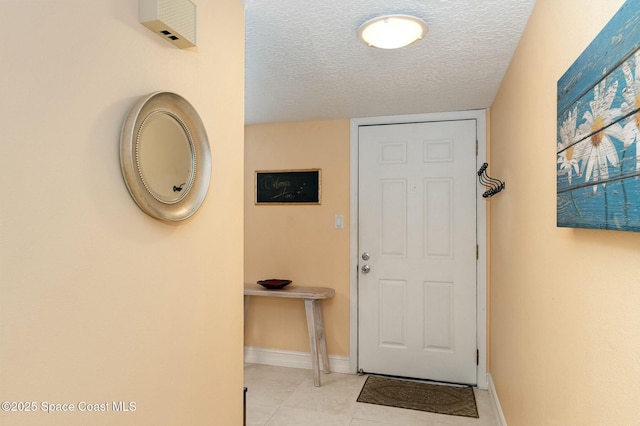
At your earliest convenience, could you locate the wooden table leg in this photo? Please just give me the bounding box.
[313,299,331,374]
[304,298,321,386]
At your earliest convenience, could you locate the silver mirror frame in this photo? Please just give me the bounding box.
[120,91,211,222]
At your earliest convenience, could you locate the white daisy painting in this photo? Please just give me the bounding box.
[557,0,640,232]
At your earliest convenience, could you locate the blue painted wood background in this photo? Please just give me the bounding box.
[557,0,640,231]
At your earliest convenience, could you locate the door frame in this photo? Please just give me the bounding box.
[349,110,488,389]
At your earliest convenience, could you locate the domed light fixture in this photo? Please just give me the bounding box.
[358,14,428,49]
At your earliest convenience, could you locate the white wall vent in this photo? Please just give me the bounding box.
[139,0,197,49]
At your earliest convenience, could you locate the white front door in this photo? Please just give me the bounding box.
[357,119,477,384]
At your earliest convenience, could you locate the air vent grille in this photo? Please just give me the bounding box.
[139,0,197,49]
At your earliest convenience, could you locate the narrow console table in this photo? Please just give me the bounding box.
[243,283,335,386]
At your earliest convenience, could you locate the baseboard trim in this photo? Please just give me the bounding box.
[488,373,507,426]
[243,346,351,374]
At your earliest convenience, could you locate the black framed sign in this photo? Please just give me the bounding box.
[255,169,321,204]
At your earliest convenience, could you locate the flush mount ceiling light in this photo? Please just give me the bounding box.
[358,14,428,49]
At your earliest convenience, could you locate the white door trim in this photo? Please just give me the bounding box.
[349,110,488,389]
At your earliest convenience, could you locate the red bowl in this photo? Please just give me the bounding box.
[257,279,292,289]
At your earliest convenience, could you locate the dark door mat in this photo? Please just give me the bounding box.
[356,376,479,418]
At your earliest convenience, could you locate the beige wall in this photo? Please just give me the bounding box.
[490,0,640,424]
[0,1,244,425]
[244,120,351,356]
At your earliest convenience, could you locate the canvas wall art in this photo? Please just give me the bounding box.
[557,0,640,231]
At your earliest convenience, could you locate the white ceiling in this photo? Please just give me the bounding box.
[244,0,536,125]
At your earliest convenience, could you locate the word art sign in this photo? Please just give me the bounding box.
[255,169,321,204]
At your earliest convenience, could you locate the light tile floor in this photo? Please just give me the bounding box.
[244,364,498,426]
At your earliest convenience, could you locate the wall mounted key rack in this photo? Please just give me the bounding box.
[477,163,505,198]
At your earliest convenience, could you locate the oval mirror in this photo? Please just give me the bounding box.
[120,92,211,221]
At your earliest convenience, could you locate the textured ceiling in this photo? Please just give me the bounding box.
[244,0,536,124]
